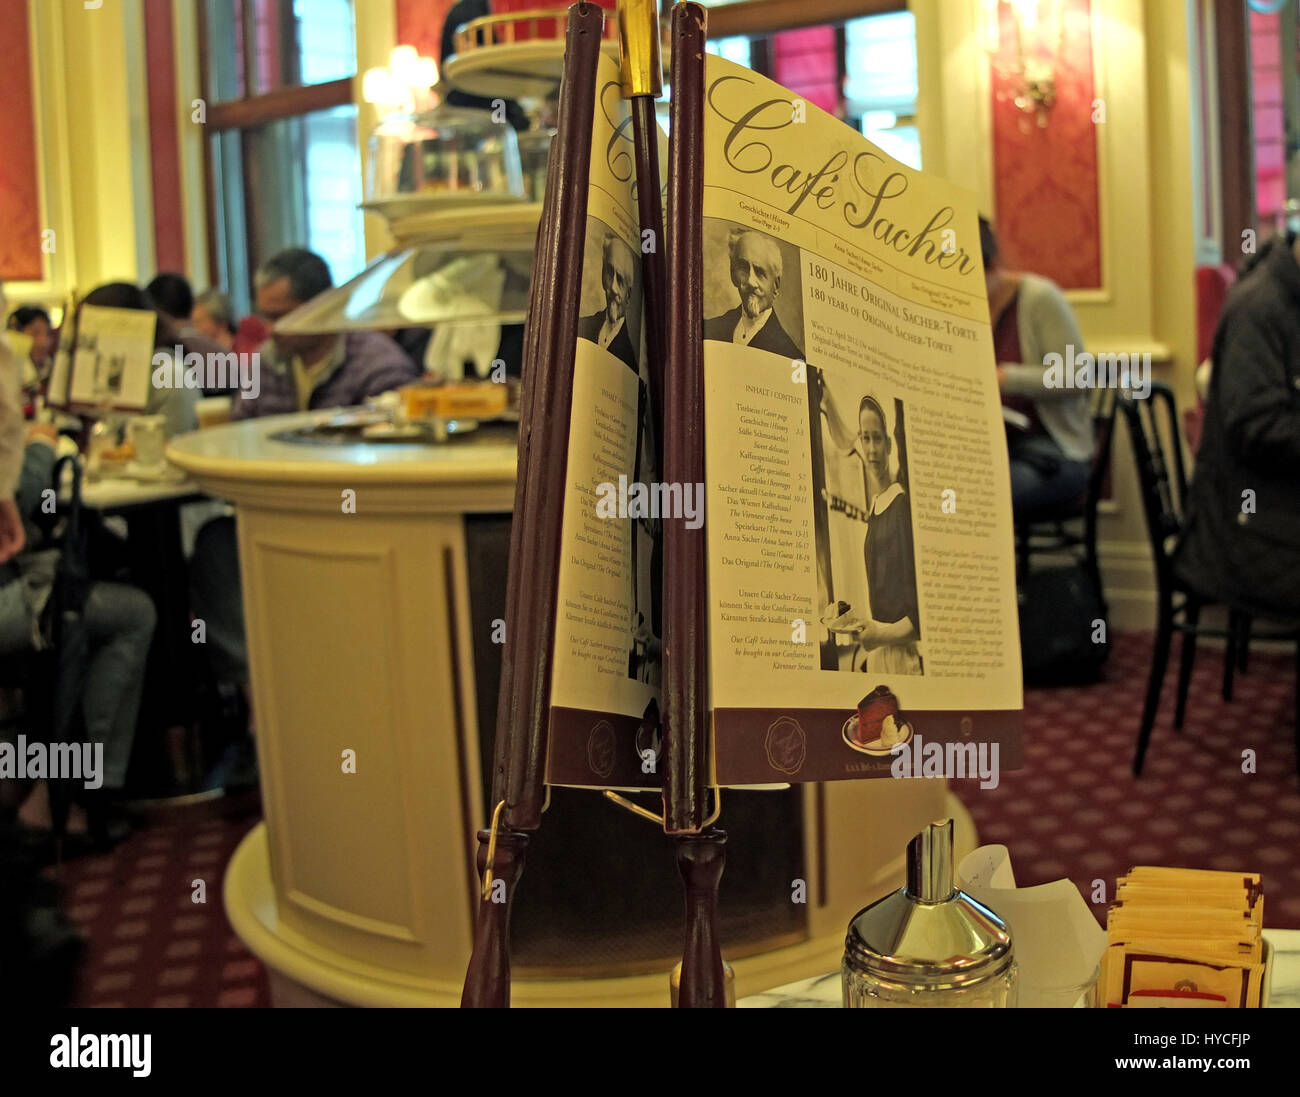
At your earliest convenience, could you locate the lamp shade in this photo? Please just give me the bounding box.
[273,206,541,336]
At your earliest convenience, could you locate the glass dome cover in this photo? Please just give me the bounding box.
[366,98,526,213]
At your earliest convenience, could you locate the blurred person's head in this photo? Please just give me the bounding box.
[192,289,237,350]
[146,272,195,324]
[8,305,53,365]
[728,230,783,319]
[254,249,334,360]
[979,216,1004,299]
[82,282,170,349]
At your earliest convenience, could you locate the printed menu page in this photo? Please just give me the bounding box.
[545,50,665,789]
[700,55,1024,785]
[68,305,156,412]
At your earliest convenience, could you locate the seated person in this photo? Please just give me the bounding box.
[0,423,156,844]
[439,0,530,129]
[1,285,29,562]
[230,248,418,419]
[146,272,196,332]
[233,315,272,358]
[191,289,237,352]
[980,217,1093,514]
[7,306,53,410]
[1174,230,1300,622]
[148,274,239,396]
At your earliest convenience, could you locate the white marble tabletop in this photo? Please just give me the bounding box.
[738,929,1300,1008]
[78,474,203,512]
[166,409,519,485]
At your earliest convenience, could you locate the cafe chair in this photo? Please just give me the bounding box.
[1121,383,1300,777]
[1014,386,1119,610]
[1223,608,1249,702]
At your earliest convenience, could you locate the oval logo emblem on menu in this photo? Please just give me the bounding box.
[764,716,807,776]
[587,720,616,779]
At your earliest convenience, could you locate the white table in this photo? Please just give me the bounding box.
[738,929,1300,1007]
[77,474,203,513]
[166,412,969,1007]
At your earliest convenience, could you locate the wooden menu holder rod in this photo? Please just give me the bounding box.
[662,2,727,1007]
[675,830,729,1008]
[618,0,668,461]
[461,826,530,1009]
[633,95,667,464]
[663,0,709,841]
[461,1,605,1009]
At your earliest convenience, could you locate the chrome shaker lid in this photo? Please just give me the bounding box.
[844,819,1014,991]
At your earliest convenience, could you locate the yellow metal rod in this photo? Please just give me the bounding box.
[617,0,663,98]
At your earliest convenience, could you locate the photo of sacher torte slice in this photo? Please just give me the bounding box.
[855,685,899,746]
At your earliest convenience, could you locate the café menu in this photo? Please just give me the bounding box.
[544,49,666,790]
[544,51,1023,788]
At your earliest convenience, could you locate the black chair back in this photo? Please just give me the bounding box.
[1083,386,1120,541]
[1119,382,1189,599]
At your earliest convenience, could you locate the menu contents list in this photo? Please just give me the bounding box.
[717,387,816,670]
[715,383,819,671]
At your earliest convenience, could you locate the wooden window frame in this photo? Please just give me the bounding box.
[196,0,357,287]
[700,0,906,39]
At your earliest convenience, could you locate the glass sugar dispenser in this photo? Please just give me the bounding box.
[842,818,1018,1007]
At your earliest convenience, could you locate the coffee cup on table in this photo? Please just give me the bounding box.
[127,415,168,470]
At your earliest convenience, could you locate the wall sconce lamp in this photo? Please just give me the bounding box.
[983,0,1066,129]
[363,45,440,119]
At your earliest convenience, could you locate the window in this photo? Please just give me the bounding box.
[701,8,921,170]
[706,35,753,70]
[201,0,363,314]
[843,11,920,169]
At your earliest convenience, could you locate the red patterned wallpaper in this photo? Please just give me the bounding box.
[990,0,1102,290]
[144,0,186,274]
[0,0,43,283]
[396,0,457,62]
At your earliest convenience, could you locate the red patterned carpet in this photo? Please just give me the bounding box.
[951,630,1300,928]
[58,806,270,1008]
[49,630,1298,1007]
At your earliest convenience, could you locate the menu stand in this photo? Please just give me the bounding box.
[461,1,604,1009]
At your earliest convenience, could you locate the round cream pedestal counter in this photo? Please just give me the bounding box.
[168,412,974,1007]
